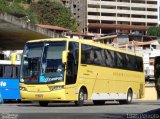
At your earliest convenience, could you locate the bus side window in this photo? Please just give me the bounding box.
[155,58,160,78]
[116,52,123,68]
[127,55,136,71]
[135,57,143,72]
[93,47,100,65]
[93,47,105,66]
[81,44,93,64]
[0,65,3,78]
[12,66,20,78]
[3,65,12,78]
[104,49,115,68]
[12,66,16,78]
[100,49,106,67]
[116,52,127,69]
[121,53,127,69]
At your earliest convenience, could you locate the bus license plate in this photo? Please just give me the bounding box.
[35,94,43,98]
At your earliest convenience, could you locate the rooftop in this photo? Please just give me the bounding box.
[36,24,69,31]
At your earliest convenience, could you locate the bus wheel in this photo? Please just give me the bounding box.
[119,89,133,104]
[75,89,84,106]
[93,100,105,105]
[39,101,48,107]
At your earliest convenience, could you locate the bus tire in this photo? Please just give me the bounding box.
[119,89,133,104]
[39,101,48,107]
[93,100,105,105]
[75,89,84,106]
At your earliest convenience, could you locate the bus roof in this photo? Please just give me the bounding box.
[27,38,142,57]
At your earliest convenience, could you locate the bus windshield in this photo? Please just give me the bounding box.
[21,42,66,84]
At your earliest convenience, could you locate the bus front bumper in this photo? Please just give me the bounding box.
[20,90,66,101]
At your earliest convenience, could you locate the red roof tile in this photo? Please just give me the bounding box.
[36,24,69,31]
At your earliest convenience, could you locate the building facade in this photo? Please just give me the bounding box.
[70,0,159,35]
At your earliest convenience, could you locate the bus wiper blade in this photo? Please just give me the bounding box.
[46,80,63,84]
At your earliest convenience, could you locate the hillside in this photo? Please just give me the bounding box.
[0,0,78,31]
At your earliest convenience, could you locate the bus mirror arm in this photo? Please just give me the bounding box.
[62,51,69,64]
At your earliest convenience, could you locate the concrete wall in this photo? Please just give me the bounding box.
[0,12,64,38]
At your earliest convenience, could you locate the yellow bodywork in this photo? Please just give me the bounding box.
[20,38,145,102]
[11,51,22,64]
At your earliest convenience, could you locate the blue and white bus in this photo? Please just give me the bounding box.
[0,53,21,101]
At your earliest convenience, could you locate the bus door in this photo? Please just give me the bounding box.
[80,44,97,97]
[65,42,79,100]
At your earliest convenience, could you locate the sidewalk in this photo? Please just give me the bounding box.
[137,85,158,101]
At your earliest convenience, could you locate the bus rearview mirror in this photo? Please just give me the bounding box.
[62,51,69,64]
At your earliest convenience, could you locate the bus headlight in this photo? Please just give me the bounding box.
[20,86,27,91]
[20,79,24,83]
[49,86,64,91]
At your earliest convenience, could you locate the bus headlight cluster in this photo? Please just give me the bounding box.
[20,86,27,91]
[50,86,64,91]
[20,79,24,83]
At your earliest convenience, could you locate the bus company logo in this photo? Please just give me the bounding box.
[0,82,6,87]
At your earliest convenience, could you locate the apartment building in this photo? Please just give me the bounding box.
[70,0,159,35]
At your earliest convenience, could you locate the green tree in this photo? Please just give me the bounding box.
[0,0,78,31]
[32,0,78,31]
[0,0,28,15]
[3,0,27,3]
[147,26,160,37]
[0,0,9,12]
[7,3,27,15]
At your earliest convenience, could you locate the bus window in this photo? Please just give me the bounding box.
[93,47,105,66]
[0,65,20,79]
[42,42,66,83]
[127,55,135,71]
[0,54,4,60]
[81,44,94,65]
[3,65,12,78]
[0,65,3,77]
[155,57,160,79]
[121,53,127,69]
[12,66,20,78]
[135,56,143,72]
[22,43,44,84]
[104,49,115,68]
[116,52,123,68]
[100,49,106,66]
[66,42,79,85]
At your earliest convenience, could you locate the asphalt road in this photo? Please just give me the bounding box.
[0,100,160,119]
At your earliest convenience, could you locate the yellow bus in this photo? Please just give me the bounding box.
[11,51,22,65]
[20,38,144,106]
